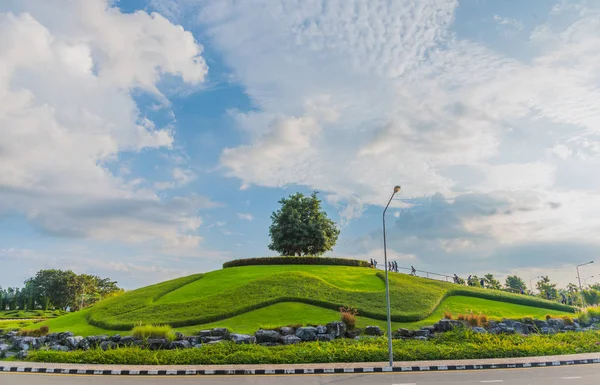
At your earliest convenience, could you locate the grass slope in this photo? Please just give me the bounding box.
[36,265,573,335]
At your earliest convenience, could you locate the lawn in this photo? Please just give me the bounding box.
[33,264,574,335]
[0,310,65,319]
[0,319,40,331]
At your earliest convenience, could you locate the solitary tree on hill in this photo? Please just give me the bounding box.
[505,275,527,292]
[268,192,340,256]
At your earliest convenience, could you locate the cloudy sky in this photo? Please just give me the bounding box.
[2,0,600,290]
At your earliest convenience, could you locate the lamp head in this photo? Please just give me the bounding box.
[393,185,401,193]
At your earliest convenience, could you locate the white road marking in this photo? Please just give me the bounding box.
[480,381,503,383]
[561,377,582,380]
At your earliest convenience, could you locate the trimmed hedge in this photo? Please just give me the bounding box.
[223,256,371,269]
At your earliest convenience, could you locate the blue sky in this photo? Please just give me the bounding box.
[2,0,600,289]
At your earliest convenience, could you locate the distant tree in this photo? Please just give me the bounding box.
[582,289,600,306]
[505,275,527,292]
[484,274,502,290]
[566,283,580,293]
[268,192,340,256]
[536,276,557,299]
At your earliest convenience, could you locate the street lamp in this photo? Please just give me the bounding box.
[382,185,401,368]
[577,261,594,307]
[529,276,541,293]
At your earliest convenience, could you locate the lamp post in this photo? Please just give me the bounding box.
[383,185,401,368]
[529,276,541,293]
[577,261,594,307]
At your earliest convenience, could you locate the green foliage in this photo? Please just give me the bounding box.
[505,275,527,292]
[131,325,175,341]
[268,192,340,256]
[483,274,502,290]
[582,289,600,306]
[26,330,600,365]
[223,256,370,269]
[536,276,558,299]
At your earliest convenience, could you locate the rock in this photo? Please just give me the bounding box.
[174,332,185,341]
[207,340,225,344]
[326,322,347,338]
[316,325,327,334]
[16,350,28,360]
[148,339,169,350]
[51,344,70,352]
[395,328,414,338]
[547,318,565,330]
[563,325,575,332]
[255,330,283,344]
[193,344,203,348]
[0,344,9,358]
[280,327,294,336]
[435,319,464,332]
[86,336,100,348]
[345,329,361,339]
[119,336,135,347]
[489,326,515,335]
[185,336,200,345]
[100,341,117,351]
[58,332,74,344]
[413,336,428,341]
[110,334,121,343]
[364,326,383,336]
[201,336,223,343]
[471,327,488,334]
[540,327,556,335]
[198,330,212,338]
[413,329,430,338]
[211,328,229,337]
[230,334,255,344]
[13,337,38,351]
[316,334,335,342]
[533,320,548,330]
[282,335,301,345]
[78,338,90,351]
[503,320,528,334]
[169,340,191,349]
[295,327,318,342]
[65,336,83,350]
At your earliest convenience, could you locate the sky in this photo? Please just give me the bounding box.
[2,0,600,290]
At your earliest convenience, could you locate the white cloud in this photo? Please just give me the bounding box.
[237,213,254,221]
[548,144,573,159]
[492,15,524,30]
[0,0,210,249]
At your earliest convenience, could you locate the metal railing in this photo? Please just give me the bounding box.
[372,264,454,282]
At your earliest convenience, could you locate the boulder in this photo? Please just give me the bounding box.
[489,325,515,335]
[16,350,28,360]
[169,340,191,349]
[255,330,283,344]
[0,344,9,359]
[79,338,90,351]
[413,336,428,341]
[316,325,327,334]
[471,327,488,334]
[282,335,301,345]
[280,327,294,336]
[198,330,212,338]
[13,337,38,351]
[185,336,200,345]
[563,325,576,332]
[58,332,74,344]
[540,327,556,335]
[119,336,135,347]
[100,341,117,351]
[51,344,70,352]
[345,329,361,339]
[174,332,185,341]
[395,328,415,338]
[211,328,229,338]
[230,334,255,344]
[547,318,565,330]
[295,327,318,342]
[86,336,100,348]
[435,319,464,332]
[148,339,169,350]
[316,334,335,342]
[65,336,83,350]
[533,319,548,330]
[201,336,223,343]
[413,329,430,338]
[364,326,383,336]
[503,320,528,334]
[110,334,121,343]
[326,322,347,338]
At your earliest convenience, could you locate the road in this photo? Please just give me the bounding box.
[0,365,597,384]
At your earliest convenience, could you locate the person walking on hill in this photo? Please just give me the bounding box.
[560,292,567,304]
[410,265,416,276]
[467,275,472,286]
[369,258,374,268]
[453,274,459,284]
[480,278,485,288]
[373,259,378,269]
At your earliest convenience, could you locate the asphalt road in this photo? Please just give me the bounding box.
[0,365,598,385]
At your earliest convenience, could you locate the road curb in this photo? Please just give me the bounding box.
[2,358,600,376]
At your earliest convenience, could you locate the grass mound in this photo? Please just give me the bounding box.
[34,264,573,335]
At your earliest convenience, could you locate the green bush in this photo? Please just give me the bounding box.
[131,324,176,341]
[223,256,370,269]
[26,330,600,365]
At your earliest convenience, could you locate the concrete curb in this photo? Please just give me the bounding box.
[2,358,600,376]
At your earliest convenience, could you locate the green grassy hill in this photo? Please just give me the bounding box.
[33,264,574,336]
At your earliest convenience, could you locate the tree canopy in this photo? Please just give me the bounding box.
[505,275,527,292]
[268,192,340,256]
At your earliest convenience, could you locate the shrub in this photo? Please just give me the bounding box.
[587,307,600,319]
[545,314,552,320]
[443,311,453,320]
[465,313,478,326]
[561,316,574,326]
[478,314,488,327]
[457,314,466,321]
[522,317,534,324]
[131,324,175,341]
[340,306,358,330]
[223,256,370,269]
[578,312,590,325]
[18,325,49,337]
